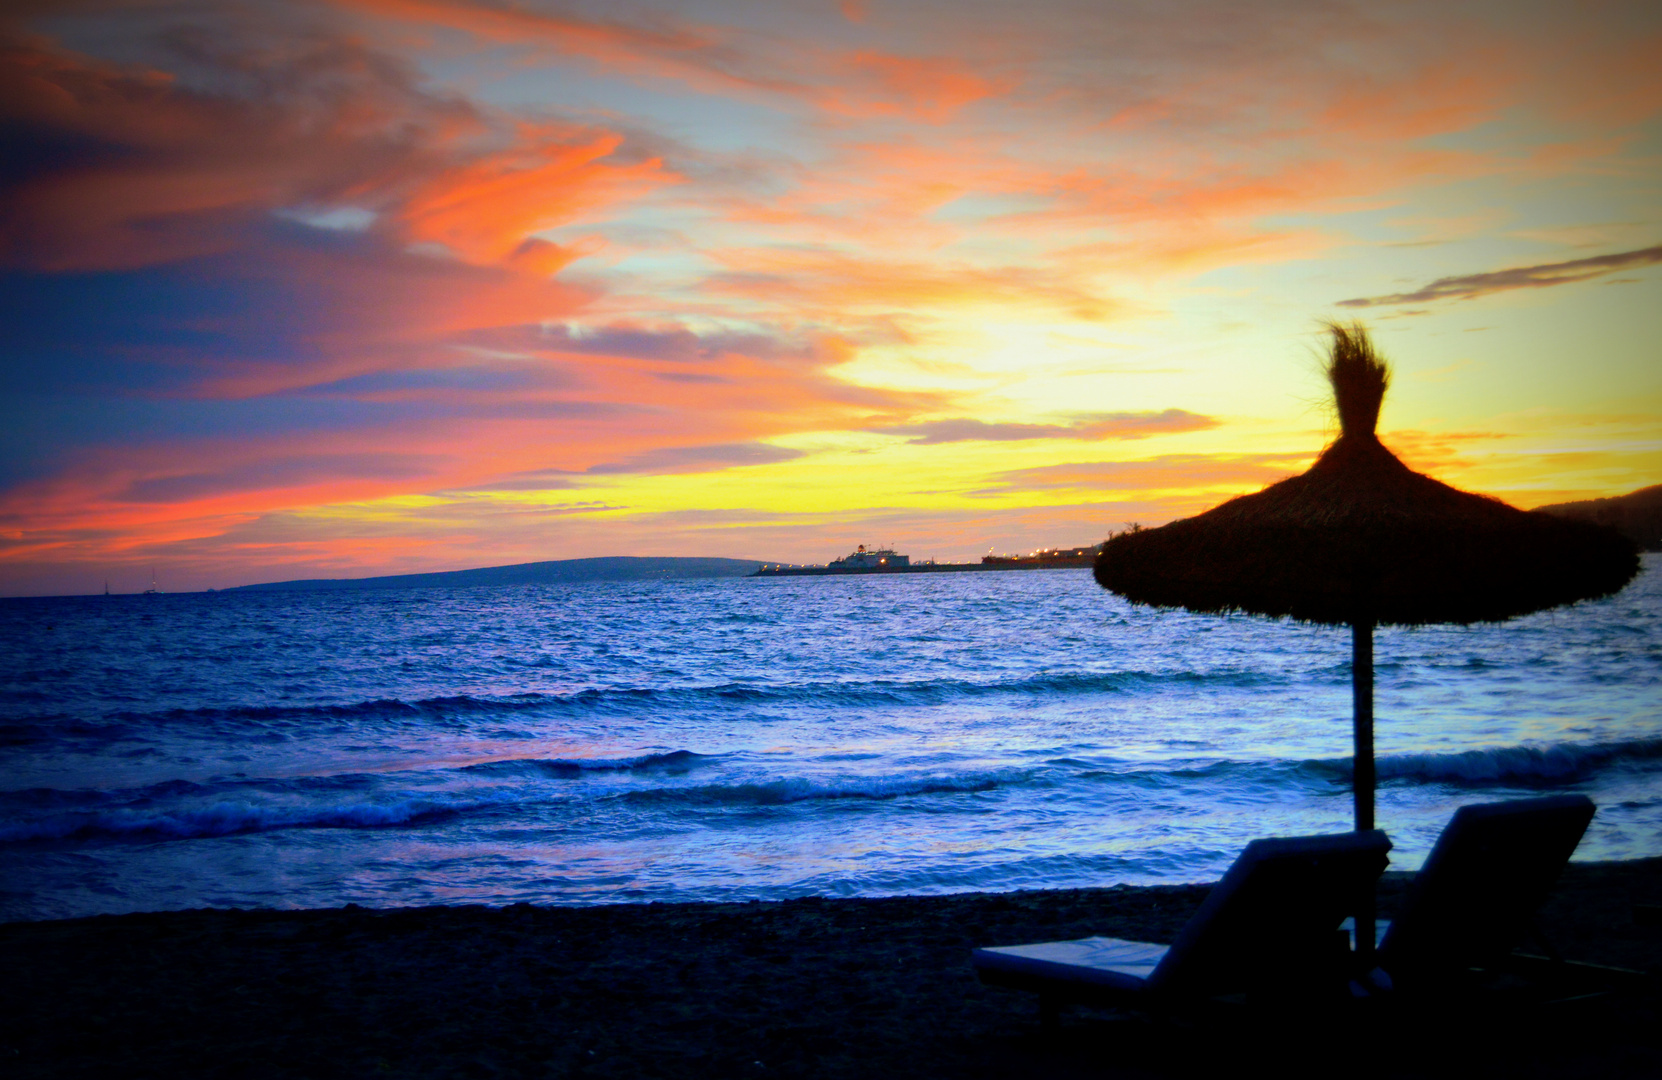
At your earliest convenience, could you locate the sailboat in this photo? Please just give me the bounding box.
[143,568,160,595]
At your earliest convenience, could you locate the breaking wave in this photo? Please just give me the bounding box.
[1304,737,1662,786]
[617,770,1015,807]
[0,795,483,843]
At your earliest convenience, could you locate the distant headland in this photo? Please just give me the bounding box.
[225,545,1106,592]
[1536,484,1662,552]
[229,556,765,591]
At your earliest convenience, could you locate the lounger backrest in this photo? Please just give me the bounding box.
[1378,794,1593,982]
[1147,830,1391,996]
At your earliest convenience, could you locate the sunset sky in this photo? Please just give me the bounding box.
[2,0,1659,595]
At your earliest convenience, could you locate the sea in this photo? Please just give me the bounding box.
[2,559,1658,923]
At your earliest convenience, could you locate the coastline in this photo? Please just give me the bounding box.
[6,858,1658,1078]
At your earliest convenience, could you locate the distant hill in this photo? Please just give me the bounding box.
[1535,484,1662,552]
[230,556,767,592]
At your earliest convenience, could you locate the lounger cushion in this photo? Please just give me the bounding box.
[972,937,1168,994]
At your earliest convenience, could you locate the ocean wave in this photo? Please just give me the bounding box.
[617,770,1013,807]
[0,749,704,828]
[0,766,1013,842]
[1303,736,1662,786]
[66,668,1290,731]
[0,794,485,844]
[104,695,514,726]
[462,749,713,776]
[744,667,1288,705]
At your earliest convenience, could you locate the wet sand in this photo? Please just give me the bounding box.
[4,858,1659,1079]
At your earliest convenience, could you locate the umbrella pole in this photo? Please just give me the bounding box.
[1352,618,1374,831]
[1353,617,1377,967]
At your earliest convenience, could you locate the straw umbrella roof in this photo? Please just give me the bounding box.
[1095,324,1640,627]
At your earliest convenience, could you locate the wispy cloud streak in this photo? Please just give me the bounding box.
[1339,245,1662,307]
[872,411,1216,445]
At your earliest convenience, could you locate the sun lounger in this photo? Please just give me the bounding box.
[972,830,1392,1018]
[1374,794,1595,990]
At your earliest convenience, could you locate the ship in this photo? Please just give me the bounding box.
[828,544,909,569]
[980,545,1100,567]
[753,543,1100,577]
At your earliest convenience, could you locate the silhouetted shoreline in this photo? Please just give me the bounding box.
[1538,484,1662,552]
[228,556,765,592]
[5,858,1658,1078]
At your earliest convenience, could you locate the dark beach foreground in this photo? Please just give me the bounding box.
[5,859,1660,1079]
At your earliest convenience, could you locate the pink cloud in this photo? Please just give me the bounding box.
[338,0,1011,122]
[394,128,676,267]
[821,51,1009,122]
[335,0,789,98]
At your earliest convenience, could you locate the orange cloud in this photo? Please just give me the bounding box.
[334,0,815,105]
[339,0,1011,122]
[0,29,491,273]
[0,25,676,281]
[986,454,1310,496]
[1375,429,1509,477]
[1317,50,1518,141]
[395,128,675,267]
[822,51,1009,122]
[705,246,1114,320]
[1529,31,1662,127]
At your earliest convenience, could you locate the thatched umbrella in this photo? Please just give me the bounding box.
[1094,322,1639,955]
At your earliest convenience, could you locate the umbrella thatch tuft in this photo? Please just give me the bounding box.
[1325,320,1389,438]
[1095,323,1640,627]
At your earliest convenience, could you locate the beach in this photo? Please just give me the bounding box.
[5,857,1659,1079]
